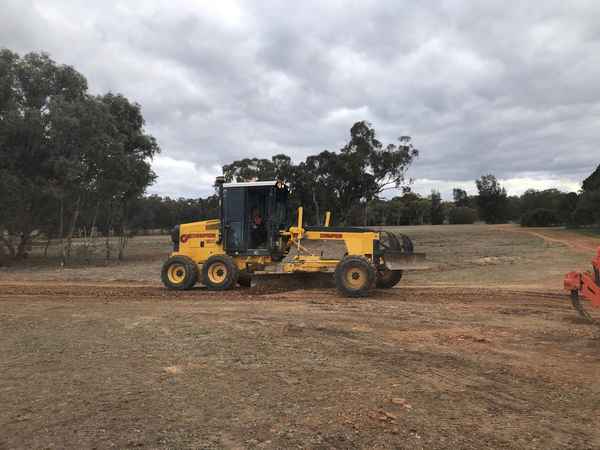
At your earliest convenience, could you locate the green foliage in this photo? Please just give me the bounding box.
[582,164,600,192]
[365,193,431,226]
[0,49,158,260]
[130,195,219,231]
[520,208,560,227]
[517,189,577,224]
[448,207,478,224]
[569,165,600,227]
[476,174,508,224]
[452,188,470,207]
[571,190,600,226]
[223,121,418,225]
[430,190,444,225]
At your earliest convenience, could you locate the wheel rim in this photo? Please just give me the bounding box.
[208,262,228,284]
[345,266,367,289]
[168,264,186,284]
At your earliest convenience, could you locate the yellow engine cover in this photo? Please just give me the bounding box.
[172,219,224,262]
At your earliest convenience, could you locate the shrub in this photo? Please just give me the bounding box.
[520,208,560,227]
[570,207,596,227]
[448,207,477,224]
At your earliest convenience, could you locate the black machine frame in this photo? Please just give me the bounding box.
[216,178,289,257]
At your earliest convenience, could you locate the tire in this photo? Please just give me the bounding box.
[335,255,376,298]
[399,234,414,253]
[238,271,252,288]
[161,255,198,290]
[202,254,239,290]
[380,231,413,253]
[376,267,403,289]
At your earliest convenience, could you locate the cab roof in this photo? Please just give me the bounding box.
[222,180,280,188]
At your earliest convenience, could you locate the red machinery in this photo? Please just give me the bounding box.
[564,247,600,323]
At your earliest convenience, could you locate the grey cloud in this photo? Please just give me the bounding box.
[2,0,599,197]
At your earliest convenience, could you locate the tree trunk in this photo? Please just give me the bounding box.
[66,196,81,261]
[89,203,99,264]
[16,232,31,259]
[59,197,65,266]
[312,189,321,226]
[0,233,16,259]
[118,232,128,261]
[118,202,128,261]
[105,228,111,261]
[44,237,51,258]
[0,237,6,265]
[105,202,112,262]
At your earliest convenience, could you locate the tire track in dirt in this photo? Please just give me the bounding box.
[494,225,600,253]
[0,282,565,305]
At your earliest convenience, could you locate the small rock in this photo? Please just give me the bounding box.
[391,398,412,409]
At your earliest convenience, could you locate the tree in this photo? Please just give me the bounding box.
[430,190,444,225]
[222,121,419,225]
[223,154,293,183]
[521,209,560,227]
[452,188,469,207]
[573,164,600,226]
[98,93,159,259]
[582,164,600,192]
[518,189,577,224]
[475,174,508,224]
[448,207,477,224]
[0,50,88,258]
[0,50,158,262]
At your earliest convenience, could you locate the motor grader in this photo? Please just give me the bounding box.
[161,177,425,297]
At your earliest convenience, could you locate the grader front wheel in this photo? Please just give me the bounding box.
[335,256,376,298]
[376,267,403,289]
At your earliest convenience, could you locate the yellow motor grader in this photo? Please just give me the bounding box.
[161,177,425,297]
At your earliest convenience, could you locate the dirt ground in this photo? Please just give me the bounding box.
[1,225,600,449]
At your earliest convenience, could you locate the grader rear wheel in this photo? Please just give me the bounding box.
[335,256,376,298]
[161,255,198,290]
[202,255,239,290]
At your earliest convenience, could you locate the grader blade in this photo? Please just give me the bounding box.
[382,250,428,271]
[378,230,429,271]
[250,272,335,292]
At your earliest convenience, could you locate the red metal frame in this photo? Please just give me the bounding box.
[564,247,600,308]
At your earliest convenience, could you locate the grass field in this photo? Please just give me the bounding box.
[2,224,596,289]
[1,224,600,449]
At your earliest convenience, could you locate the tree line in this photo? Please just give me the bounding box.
[2,49,599,264]
[126,166,600,232]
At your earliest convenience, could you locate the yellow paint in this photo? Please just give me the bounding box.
[344,266,366,288]
[169,215,380,275]
[167,263,186,283]
[206,261,227,284]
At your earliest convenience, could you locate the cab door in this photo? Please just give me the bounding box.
[222,187,246,254]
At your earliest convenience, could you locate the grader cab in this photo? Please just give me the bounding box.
[161,177,425,297]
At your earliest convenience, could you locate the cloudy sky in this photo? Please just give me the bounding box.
[2,0,598,198]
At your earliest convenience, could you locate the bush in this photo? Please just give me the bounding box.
[520,208,560,227]
[448,207,477,224]
[570,207,596,227]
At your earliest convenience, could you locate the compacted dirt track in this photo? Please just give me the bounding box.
[1,282,599,449]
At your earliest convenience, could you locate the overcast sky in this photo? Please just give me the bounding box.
[3,0,598,198]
